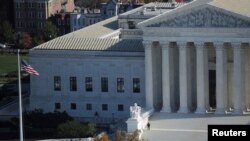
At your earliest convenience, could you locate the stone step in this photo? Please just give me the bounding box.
[142,112,250,141]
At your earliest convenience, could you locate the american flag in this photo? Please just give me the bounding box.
[21,60,39,76]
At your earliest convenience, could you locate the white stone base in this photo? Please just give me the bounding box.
[126,118,139,133]
[232,109,243,115]
[195,108,206,114]
[178,107,189,113]
[161,107,171,113]
[215,108,225,114]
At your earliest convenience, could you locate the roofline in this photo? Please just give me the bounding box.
[137,0,212,28]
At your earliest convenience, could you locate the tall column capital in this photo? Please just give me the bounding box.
[177,41,187,50]
[214,42,225,51]
[143,40,153,49]
[160,41,171,49]
[177,41,187,47]
[231,42,242,50]
[194,42,205,49]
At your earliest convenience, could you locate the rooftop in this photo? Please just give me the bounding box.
[33,38,143,52]
[209,0,250,18]
[138,0,250,27]
[62,16,119,38]
[119,2,185,18]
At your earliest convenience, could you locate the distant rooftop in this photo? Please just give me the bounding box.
[119,2,185,19]
[63,16,119,38]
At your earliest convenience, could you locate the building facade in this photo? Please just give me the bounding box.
[14,0,74,35]
[69,9,102,32]
[50,12,71,35]
[0,0,15,27]
[30,0,250,121]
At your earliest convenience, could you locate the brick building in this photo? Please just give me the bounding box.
[14,0,75,36]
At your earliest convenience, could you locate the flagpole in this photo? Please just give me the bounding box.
[18,49,24,141]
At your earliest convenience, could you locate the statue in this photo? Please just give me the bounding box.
[130,103,141,119]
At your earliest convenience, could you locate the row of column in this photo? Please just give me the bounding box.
[144,41,247,114]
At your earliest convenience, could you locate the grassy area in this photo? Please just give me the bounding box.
[0,54,29,75]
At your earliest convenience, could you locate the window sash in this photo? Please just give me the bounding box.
[85,77,93,92]
[86,104,92,111]
[133,78,140,93]
[117,78,124,92]
[102,104,108,111]
[54,76,61,91]
[118,104,124,111]
[70,77,77,91]
[101,77,108,92]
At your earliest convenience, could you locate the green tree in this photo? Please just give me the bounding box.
[33,36,45,46]
[43,21,58,41]
[0,21,15,43]
[57,120,96,138]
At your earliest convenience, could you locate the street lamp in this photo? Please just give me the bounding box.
[0,43,6,48]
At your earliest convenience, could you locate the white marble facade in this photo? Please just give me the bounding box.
[143,41,250,114]
[139,3,250,114]
[30,0,250,120]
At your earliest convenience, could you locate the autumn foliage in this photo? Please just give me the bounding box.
[19,32,32,49]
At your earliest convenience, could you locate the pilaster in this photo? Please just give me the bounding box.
[232,42,244,114]
[215,42,228,114]
[195,42,208,113]
[143,41,154,109]
[178,41,189,113]
[160,41,172,112]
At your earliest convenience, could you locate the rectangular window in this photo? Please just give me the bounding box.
[71,103,76,110]
[128,21,135,29]
[118,104,124,111]
[55,103,61,110]
[133,78,140,93]
[67,18,70,25]
[70,77,77,91]
[82,19,85,26]
[32,3,35,8]
[85,77,93,92]
[86,104,92,111]
[101,77,108,92]
[28,2,31,8]
[58,19,61,25]
[78,19,80,25]
[117,78,124,92]
[102,104,108,111]
[54,76,61,91]
[74,19,76,26]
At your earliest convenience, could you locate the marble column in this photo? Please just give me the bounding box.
[178,42,189,113]
[215,42,228,114]
[232,42,244,114]
[143,41,154,109]
[195,42,209,113]
[161,41,171,112]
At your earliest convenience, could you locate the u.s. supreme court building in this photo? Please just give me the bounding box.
[29,0,250,121]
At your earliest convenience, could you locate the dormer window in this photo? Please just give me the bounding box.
[128,21,135,29]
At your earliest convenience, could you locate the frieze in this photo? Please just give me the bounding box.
[149,8,250,28]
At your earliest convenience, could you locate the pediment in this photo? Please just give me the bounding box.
[147,5,250,28]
